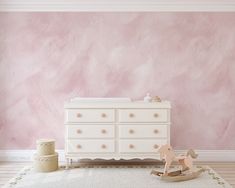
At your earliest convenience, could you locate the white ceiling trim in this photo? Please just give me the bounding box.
[0,0,235,12]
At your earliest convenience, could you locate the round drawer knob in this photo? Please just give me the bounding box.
[77,129,82,134]
[153,129,159,134]
[77,144,82,149]
[101,113,107,118]
[129,144,134,149]
[77,113,82,118]
[154,113,159,118]
[101,144,106,149]
[154,144,159,149]
[129,129,134,134]
[101,129,107,134]
[129,113,134,118]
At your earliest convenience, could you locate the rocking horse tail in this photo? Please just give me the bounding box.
[187,149,198,159]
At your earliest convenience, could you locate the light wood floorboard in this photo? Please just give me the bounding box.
[0,162,234,187]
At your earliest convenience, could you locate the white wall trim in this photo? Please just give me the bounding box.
[0,150,65,162]
[0,150,234,162]
[0,0,235,12]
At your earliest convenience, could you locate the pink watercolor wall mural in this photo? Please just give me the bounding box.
[0,13,235,150]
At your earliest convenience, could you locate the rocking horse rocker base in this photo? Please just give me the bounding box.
[151,168,205,182]
[151,144,205,182]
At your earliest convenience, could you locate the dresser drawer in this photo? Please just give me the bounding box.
[119,125,167,138]
[67,140,115,153]
[118,109,168,123]
[65,109,115,123]
[67,125,115,138]
[119,139,167,153]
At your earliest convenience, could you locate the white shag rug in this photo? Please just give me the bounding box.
[3,165,232,188]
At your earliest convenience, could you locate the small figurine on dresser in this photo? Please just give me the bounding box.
[144,93,152,102]
[151,96,161,102]
[151,144,205,182]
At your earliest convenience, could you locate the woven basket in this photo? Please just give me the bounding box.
[34,152,58,172]
[36,139,55,156]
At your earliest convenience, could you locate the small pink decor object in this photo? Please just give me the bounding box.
[151,144,205,182]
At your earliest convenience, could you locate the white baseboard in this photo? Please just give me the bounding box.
[0,150,65,162]
[0,150,234,162]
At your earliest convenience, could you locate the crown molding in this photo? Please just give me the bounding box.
[0,0,235,12]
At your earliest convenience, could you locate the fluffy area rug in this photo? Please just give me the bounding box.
[3,165,232,188]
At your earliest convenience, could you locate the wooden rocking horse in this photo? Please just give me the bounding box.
[151,144,205,182]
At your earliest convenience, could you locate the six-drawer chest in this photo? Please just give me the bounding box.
[64,98,171,168]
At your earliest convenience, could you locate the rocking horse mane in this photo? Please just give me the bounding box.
[186,149,198,159]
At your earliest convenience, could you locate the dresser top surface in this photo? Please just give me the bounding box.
[64,100,171,109]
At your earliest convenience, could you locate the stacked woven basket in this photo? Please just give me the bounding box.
[34,139,58,172]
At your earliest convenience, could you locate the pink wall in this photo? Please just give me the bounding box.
[0,13,235,150]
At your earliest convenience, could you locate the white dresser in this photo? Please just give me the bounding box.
[64,98,171,168]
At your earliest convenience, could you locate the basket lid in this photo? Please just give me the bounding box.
[36,139,55,144]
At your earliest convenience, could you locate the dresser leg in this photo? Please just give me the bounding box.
[66,158,70,170]
[70,158,73,168]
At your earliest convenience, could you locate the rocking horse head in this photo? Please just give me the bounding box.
[157,144,175,160]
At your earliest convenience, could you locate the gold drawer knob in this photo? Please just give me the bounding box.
[77,113,82,118]
[77,129,82,134]
[153,129,159,134]
[101,129,107,134]
[129,129,134,134]
[129,113,134,118]
[129,144,134,149]
[101,144,106,149]
[154,113,159,118]
[101,113,107,118]
[154,144,159,149]
[77,144,82,149]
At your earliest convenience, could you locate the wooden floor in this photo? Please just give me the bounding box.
[0,162,234,187]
